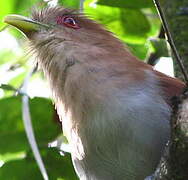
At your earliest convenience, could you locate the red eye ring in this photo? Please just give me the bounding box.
[56,16,80,29]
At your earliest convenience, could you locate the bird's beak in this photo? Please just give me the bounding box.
[4,15,50,37]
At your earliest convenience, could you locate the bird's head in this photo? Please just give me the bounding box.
[4,6,129,76]
[4,6,125,53]
[3,6,139,106]
[4,6,133,92]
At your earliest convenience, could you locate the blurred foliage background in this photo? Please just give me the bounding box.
[0,0,162,179]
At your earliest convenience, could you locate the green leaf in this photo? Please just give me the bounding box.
[8,71,27,87]
[44,149,78,180]
[97,0,153,9]
[120,9,151,42]
[0,0,41,28]
[0,151,25,163]
[127,43,149,60]
[13,0,44,16]
[0,0,16,29]
[0,96,78,179]
[0,84,17,91]
[59,0,80,9]
[84,0,161,59]
[0,96,60,154]
[1,0,45,38]
[149,38,169,58]
[0,49,17,65]
[0,149,78,180]
[84,1,151,44]
[29,97,61,143]
[0,157,42,180]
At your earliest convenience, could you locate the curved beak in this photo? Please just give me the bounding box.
[4,15,49,36]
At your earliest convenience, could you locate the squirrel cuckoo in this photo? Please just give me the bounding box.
[4,6,185,180]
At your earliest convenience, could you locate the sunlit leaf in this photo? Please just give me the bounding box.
[0,151,25,163]
[97,0,153,9]
[14,0,45,16]
[8,71,27,87]
[0,0,16,29]
[59,0,80,9]
[0,50,17,65]
[128,43,149,60]
[84,1,150,44]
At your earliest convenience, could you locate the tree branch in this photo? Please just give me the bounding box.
[21,66,49,180]
[147,1,188,179]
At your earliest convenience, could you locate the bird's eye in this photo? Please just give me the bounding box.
[56,16,80,29]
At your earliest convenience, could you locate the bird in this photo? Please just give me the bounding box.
[4,6,185,180]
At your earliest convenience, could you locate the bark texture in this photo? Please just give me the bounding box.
[151,90,188,180]
[149,1,188,179]
[169,90,188,179]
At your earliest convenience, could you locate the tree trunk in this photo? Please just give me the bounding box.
[148,0,188,179]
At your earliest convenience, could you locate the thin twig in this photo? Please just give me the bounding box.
[153,0,188,83]
[21,66,49,180]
